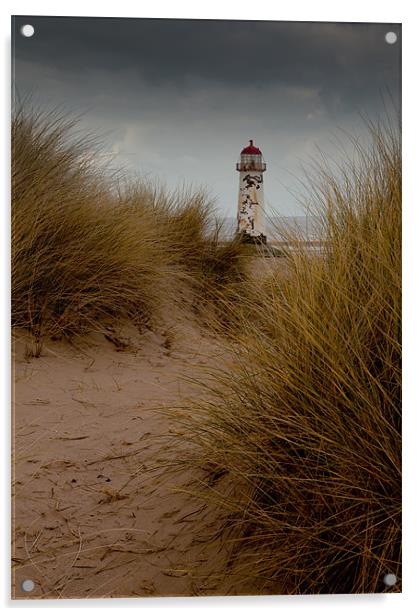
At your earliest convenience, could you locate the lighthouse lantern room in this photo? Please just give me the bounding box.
[236,140,267,244]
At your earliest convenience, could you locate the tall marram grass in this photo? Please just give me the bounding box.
[12,108,246,345]
[176,121,401,594]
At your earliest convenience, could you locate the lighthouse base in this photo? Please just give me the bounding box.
[236,231,267,245]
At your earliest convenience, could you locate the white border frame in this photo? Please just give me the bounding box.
[2,2,416,614]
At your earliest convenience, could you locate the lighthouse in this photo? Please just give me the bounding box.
[236,140,267,244]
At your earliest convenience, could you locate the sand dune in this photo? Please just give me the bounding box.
[12,315,243,598]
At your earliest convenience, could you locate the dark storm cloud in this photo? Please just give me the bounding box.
[11,16,401,217]
[13,17,401,107]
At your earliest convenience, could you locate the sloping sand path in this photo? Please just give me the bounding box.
[12,318,235,599]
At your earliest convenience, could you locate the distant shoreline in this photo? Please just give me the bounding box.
[220,215,324,242]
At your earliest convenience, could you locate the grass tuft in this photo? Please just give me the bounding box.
[12,108,247,342]
[175,119,401,594]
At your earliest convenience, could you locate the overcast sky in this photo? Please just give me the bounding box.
[12,16,401,216]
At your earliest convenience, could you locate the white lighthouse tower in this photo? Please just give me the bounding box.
[236,139,267,244]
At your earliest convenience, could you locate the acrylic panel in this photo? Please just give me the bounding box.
[11,16,402,598]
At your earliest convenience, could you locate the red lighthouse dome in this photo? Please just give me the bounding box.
[236,139,266,172]
[241,139,262,155]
